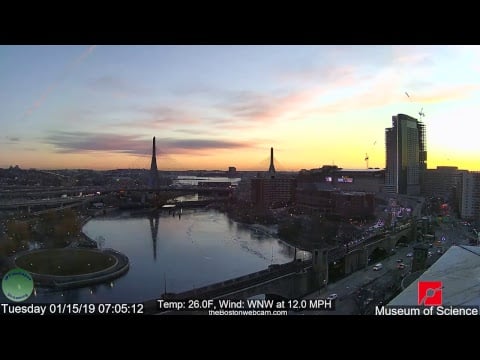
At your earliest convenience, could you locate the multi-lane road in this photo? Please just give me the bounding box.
[297,215,474,315]
[297,243,415,315]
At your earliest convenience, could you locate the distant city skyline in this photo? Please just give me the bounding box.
[1,45,479,171]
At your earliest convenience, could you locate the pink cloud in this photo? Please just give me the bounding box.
[44,131,256,157]
[219,87,326,128]
[116,106,202,130]
[217,64,374,127]
[415,84,479,104]
[393,49,433,67]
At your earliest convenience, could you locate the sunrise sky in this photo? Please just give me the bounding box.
[1,45,479,171]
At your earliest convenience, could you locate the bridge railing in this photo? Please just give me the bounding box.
[160,259,310,301]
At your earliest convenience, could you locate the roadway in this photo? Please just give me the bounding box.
[0,196,87,209]
[0,185,231,208]
[297,196,424,315]
[297,215,473,315]
[434,216,476,248]
[297,242,416,315]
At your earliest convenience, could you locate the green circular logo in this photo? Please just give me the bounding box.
[2,268,34,302]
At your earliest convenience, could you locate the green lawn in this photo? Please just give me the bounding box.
[16,249,115,276]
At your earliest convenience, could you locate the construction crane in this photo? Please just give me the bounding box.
[365,153,369,169]
[406,91,426,121]
[418,107,425,120]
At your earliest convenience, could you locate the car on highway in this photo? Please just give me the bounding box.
[406,252,413,257]
[397,263,406,270]
[326,294,338,301]
[373,263,383,271]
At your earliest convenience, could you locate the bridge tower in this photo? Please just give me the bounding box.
[149,136,160,189]
[312,248,329,289]
[268,147,276,179]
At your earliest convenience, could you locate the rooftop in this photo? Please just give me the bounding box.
[388,245,480,306]
[337,168,384,172]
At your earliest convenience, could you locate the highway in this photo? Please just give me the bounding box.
[297,215,474,315]
[0,185,230,207]
[298,243,416,315]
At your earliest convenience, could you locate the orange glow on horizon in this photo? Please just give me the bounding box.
[3,149,479,172]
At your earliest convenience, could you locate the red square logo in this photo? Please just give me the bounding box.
[418,281,443,306]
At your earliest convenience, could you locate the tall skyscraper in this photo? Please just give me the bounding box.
[385,114,427,195]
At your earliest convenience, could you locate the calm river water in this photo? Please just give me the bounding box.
[4,206,309,304]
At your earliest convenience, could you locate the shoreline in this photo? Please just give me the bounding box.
[82,206,313,257]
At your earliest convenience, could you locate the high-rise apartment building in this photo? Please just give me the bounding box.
[385,114,427,195]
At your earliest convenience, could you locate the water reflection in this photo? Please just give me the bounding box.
[12,208,310,304]
[148,212,159,261]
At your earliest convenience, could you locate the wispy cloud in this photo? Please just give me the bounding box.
[214,63,374,129]
[45,132,148,155]
[116,105,201,129]
[161,139,253,155]
[172,128,209,135]
[56,108,97,126]
[169,83,217,97]
[22,45,97,120]
[75,45,96,64]
[89,74,148,99]
[44,131,254,156]
[393,50,434,67]
[311,81,400,115]
[113,62,369,133]
[280,63,368,87]
[415,84,479,104]
[221,91,273,118]
[217,88,321,127]
[0,136,21,145]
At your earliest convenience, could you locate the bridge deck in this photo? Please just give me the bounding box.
[143,259,311,313]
